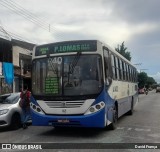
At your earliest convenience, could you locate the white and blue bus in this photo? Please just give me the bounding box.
[30,40,138,129]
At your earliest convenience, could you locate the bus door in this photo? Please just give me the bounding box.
[103,47,114,123]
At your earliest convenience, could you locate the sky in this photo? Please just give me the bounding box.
[0,0,160,83]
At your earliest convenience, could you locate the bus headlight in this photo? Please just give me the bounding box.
[95,104,101,110]
[36,107,41,112]
[89,107,95,112]
[30,103,44,114]
[85,101,105,115]
[33,105,36,110]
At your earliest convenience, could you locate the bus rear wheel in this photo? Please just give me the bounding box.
[127,100,134,115]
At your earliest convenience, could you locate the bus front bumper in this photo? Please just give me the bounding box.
[31,108,106,128]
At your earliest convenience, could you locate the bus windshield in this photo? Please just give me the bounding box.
[32,54,103,97]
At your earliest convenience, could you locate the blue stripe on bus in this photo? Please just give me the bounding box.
[31,89,114,128]
[31,107,106,128]
[31,88,138,128]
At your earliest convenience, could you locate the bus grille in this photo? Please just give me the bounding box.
[45,101,85,108]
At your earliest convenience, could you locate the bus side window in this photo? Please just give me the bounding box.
[125,63,128,81]
[104,49,112,86]
[119,59,123,80]
[111,54,116,80]
[104,49,109,77]
[122,61,126,81]
[128,65,131,82]
[115,56,120,80]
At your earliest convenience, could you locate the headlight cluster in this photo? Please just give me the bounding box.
[0,109,9,115]
[84,101,105,115]
[30,103,44,114]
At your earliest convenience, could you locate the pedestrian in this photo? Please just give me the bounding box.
[19,84,31,129]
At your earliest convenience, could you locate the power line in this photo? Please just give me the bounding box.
[0,0,65,40]
[0,25,11,40]
[0,28,33,58]
[0,28,36,44]
[0,0,49,31]
[5,0,50,27]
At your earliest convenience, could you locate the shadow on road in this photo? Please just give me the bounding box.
[0,126,12,132]
[0,122,32,132]
[38,116,128,138]
[39,127,106,138]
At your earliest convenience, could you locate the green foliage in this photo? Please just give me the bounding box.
[115,42,131,61]
[138,72,148,89]
[138,72,157,89]
[147,77,156,86]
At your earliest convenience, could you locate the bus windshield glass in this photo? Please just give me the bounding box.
[32,54,103,96]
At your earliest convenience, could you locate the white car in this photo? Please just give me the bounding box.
[0,93,25,129]
[156,86,160,93]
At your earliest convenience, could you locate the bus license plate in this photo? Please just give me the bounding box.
[57,119,70,123]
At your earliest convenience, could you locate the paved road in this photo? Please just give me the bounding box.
[0,90,160,152]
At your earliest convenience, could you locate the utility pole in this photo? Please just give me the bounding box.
[133,63,142,66]
[140,69,148,73]
[133,63,142,73]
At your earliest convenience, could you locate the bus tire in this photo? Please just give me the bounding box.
[108,108,118,130]
[128,100,134,115]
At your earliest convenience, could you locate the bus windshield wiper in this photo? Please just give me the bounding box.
[66,52,81,86]
[47,54,58,75]
[69,52,81,74]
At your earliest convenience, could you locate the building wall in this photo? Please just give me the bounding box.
[0,38,12,63]
[12,44,33,92]
[0,38,33,94]
[0,76,12,94]
[0,38,13,94]
[12,46,31,67]
[13,77,20,92]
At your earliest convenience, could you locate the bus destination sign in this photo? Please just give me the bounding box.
[35,40,97,56]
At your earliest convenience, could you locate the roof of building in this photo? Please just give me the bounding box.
[11,39,35,50]
[0,37,11,43]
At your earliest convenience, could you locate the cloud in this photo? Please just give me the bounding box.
[0,0,160,77]
[149,72,160,83]
[109,0,160,23]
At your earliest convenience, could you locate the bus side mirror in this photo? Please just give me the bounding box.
[105,77,112,88]
[105,78,109,86]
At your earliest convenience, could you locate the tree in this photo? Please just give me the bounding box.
[138,72,157,89]
[138,72,148,89]
[146,76,157,88]
[115,42,131,61]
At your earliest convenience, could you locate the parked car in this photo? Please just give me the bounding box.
[0,92,31,130]
[138,88,145,94]
[156,86,160,93]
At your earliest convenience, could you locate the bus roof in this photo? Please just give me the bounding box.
[99,41,136,68]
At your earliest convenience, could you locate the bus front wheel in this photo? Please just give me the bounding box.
[108,108,118,130]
